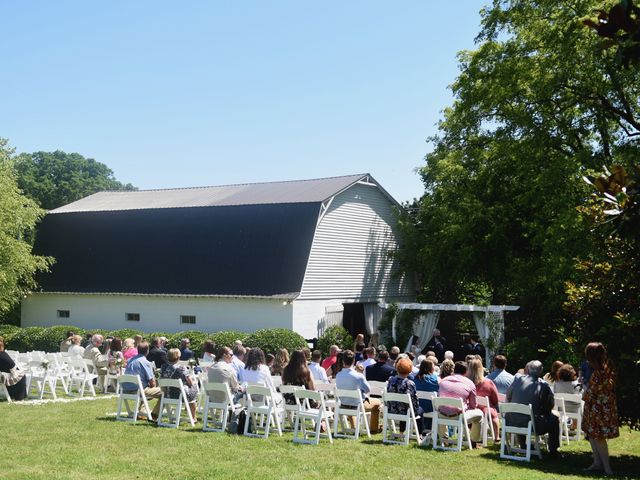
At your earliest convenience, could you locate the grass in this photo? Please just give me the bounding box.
[1,396,639,480]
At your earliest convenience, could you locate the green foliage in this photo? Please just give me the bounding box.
[0,139,53,316]
[0,324,21,344]
[317,325,354,356]
[13,150,136,210]
[37,325,85,353]
[8,326,46,352]
[167,331,211,357]
[209,330,249,349]
[244,328,308,355]
[108,329,144,341]
[376,305,416,351]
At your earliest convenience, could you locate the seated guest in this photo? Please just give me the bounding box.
[336,350,381,432]
[265,353,275,370]
[243,347,281,399]
[207,346,242,403]
[357,347,377,370]
[83,334,110,385]
[201,340,215,362]
[438,361,484,446]
[553,363,581,414]
[68,335,85,357]
[309,350,329,383]
[108,337,125,374]
[506,360,559,456]
[160,348,198,419]
[271,348,289,376]
[81,333,92,348]
[0,336,27,400]
[387,358,423,432]
[387,346,400,367]
[133,335,143,348]
[231,344,246,382]
[444,350,454,361]
[414,358,439,429]
[354,343,365,363]
[179,338,194,361]
[486,354,514,395]
[147,337,168,369]
[321,345,340,376]
[543,360,564,386]
[123,341,161,419]
[122,338,138,361]
[467,358,500,443]
[365,350,395,382]
[60,330,74,352]
[282,350,315,405]
[439,358,455,381]
[426,355,441,376]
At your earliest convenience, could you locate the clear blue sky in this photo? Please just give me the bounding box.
[1,1,487,203]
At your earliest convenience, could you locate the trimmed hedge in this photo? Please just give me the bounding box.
[243,328,308,355]
[0,325,296,355]
[317,325,353,356]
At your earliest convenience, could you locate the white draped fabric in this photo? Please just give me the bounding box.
[412,311,440,353]
[473,310,504,367]
[363,303,384,335]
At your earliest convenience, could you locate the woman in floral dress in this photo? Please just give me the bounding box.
[582,342,618,476]
[160,348,198,419]
[386,358,423,433]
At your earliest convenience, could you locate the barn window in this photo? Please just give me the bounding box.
[126,313,140,322]
[180,315,196,325]
[57,310,70,318]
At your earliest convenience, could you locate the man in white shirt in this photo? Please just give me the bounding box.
[208,346,243,403]
[308,350,328,382]
[335,350,381,432]
[356,347,376,370]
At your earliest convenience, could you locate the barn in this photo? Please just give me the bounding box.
[21,173,414,339]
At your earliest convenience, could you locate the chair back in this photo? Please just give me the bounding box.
[204,382,234,407]
[368,380,386,397]
[476,395,490,408]
[432,396,465,413]
[335,388,364,405]
[295,389,324,409]
[416,390,437,401]
[245,384,272,407]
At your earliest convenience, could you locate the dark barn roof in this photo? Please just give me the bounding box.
[34,203,319,297]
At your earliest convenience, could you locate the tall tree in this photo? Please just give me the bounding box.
[397,0,640,379]
[14,150,136,210]
[0,139,52,318]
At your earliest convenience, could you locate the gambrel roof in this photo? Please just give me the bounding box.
[34,174,398,298]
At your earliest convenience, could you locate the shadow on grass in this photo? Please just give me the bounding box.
[477,447,640,478]
[95,415,158,428]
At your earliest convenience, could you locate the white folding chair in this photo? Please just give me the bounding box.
[46,353,71,395]
[499,402,543,462]
[67,356,98,397]
[555,393,583,442]
[334,388,371,439]
[0,375,13,402]
[554,396,570,445]
[26,360,58,400]
[157,378,196,428]
[271,375,283,389]
[244,384,284,438]
[279,385,303,431]
[314,382,336,410]
[416,390,437,438]
[293,389,334,445]
[202,382,241,432]
[116,374,152,422]
[368,380,387,397]
[431,397,473,451]
[477,395,497,446]
[381,392,422,446]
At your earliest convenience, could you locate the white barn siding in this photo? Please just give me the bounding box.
[21,293,293,333]
[298,182,411,301]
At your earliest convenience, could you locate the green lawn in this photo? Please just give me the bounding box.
[1,397,639,480]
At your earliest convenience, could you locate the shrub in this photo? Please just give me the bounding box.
[167,330,211,358]
[0,324,21,344]
[9,327,47,352]
[39,325,85,352]
[108,329,145,341]
[209,330,249,349]
[243,328,308,355]
[147,332,171,342]
[317,325,354,357]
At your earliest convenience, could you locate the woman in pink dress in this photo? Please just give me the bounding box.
[122,338,138,361]
[467,358,499,445]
